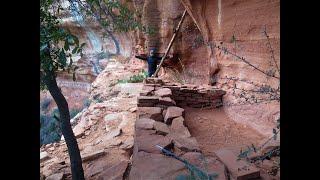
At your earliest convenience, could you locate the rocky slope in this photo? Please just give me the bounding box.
[40,58,146,179]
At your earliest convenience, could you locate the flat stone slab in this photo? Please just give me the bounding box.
[215,149,260,180]
[98,160,128,180]
[82,149,105,162]
[153,121,170,135]
[137,107,163,122]
[135,133,172,154]
[135,118,155,130]
[137,96,159,103]
[154,88,172,97]
[164,106,185,124]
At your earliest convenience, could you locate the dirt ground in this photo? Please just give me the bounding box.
[184,107,267,156]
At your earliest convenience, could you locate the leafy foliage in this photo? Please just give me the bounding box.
[40,109,62,145]
[118,69,148,83]
[83,98,92,108]
[73,0,155,35]
[40,0,85,90]
[40,98,52,111]
[70,108,82,119]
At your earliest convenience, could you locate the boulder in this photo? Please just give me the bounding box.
[170,117,191,138]
[129,151,186,179]
[45,173,64,180]
[137,107,163,122]
[153,121,170,135]
[135,118,155,130]
[172,137,200,152]
[154,88,172,97]
[164,106,185,124]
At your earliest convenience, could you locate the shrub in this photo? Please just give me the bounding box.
[83,98,91,108]
[40,110,62,145]
[70,108,82,119]
[118,69,148,83]
[40,98,51,111]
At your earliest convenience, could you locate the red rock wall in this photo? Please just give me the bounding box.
[134,0,280,136]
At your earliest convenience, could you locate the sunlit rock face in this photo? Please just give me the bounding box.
[133,0,280,136]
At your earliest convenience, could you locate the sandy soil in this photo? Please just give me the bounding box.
[184,107,266,156]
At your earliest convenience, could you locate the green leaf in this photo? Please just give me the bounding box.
[72,47,78,54]
[64,41,70,51]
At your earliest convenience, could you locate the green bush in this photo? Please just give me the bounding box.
[40,110,62,145]
[83,98,91,108]
[118,69,148,83]
[70,108,82,119]
[40,98,51,111]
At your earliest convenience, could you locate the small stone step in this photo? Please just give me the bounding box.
[215,149,260,180]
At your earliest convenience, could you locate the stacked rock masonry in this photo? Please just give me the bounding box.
[129,78,227,179]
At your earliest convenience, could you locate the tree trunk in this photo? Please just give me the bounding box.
[44,72,85,180]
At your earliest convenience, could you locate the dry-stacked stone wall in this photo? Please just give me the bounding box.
[138,78,226,108]
[129,78,227,179]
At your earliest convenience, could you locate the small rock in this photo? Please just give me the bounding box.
[82,149,105,162]
[154,88,172,97]
[45,173,64,180]
[164,106,185,124]
[40,151,50,163]
[153,121,170,135]
[135,118,155,130]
